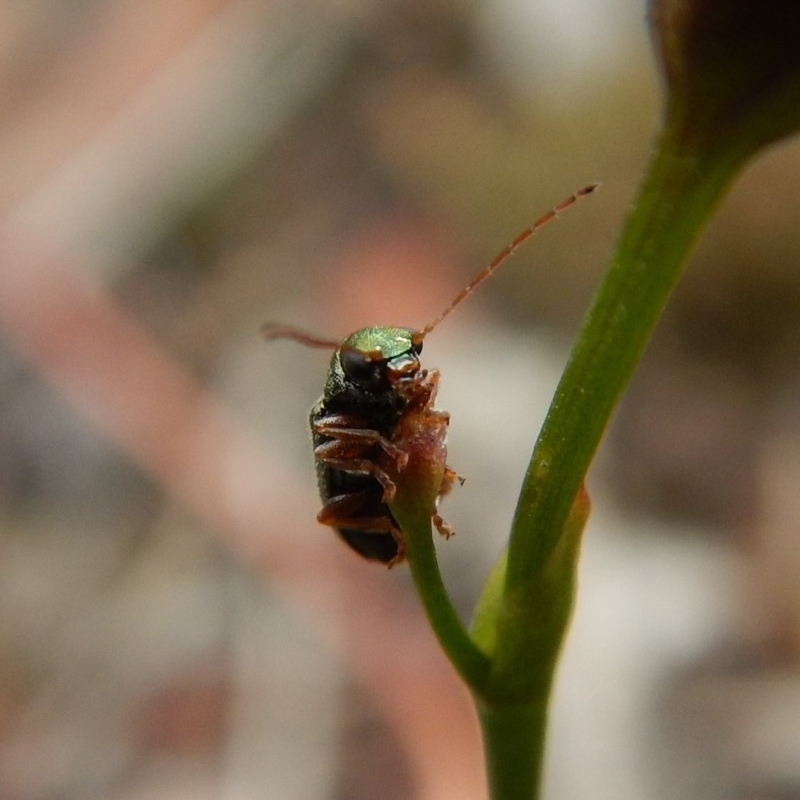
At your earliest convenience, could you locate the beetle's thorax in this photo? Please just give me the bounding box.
[325,351,418,417]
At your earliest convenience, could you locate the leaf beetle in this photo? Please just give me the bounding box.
[263,184,597,566]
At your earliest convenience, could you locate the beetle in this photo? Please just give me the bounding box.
[263,184,597,565]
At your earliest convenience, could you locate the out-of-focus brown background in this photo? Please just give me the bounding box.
[1,1,800,798]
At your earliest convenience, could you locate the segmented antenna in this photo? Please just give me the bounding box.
[261,323,340,349]
[416,183,599,339]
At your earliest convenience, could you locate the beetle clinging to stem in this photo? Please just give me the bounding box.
[263,183,598,566]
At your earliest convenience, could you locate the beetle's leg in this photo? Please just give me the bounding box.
[429,465,462,539]
[395,368,441,409]
[313,414,409,470]
[438,466,464,497]
[317,502,400,537]
[432,512,455,539]
[430,479,458,541]
[317,491,406,562]
[313,413,409,500]
[315,449,398,501]
[423,369,441,403]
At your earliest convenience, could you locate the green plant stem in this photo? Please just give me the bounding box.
[397,108,760,800]
[473,489,588,799]
[478,701,549,800]
[468,129,753,799]
[394,499,491,691]
[491,133,748,697]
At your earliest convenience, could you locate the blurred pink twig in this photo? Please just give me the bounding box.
[0,2,485,797]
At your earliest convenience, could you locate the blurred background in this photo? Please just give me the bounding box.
[1,1,800,798]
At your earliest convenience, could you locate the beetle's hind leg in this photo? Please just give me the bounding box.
[317,490,407,565]
[317,490,402,537]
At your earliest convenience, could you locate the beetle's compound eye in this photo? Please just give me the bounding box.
[340,346,382,385]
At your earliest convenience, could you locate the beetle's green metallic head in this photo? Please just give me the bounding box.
[341,326,419,360]
[329,326,423,395]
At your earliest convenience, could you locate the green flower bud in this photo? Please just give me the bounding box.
[650,0,800,157]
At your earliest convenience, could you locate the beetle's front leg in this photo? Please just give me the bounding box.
[313,414,409,467]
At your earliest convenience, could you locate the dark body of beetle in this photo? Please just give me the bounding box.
[311,326,433,564]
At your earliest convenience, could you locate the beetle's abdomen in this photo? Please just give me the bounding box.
[338,527,399,562]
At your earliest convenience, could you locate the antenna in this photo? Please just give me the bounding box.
[416,183,599,339]
[261,323,340,349]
